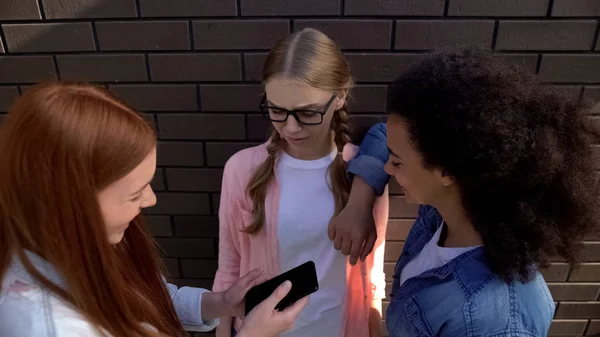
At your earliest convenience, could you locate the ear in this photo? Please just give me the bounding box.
[335,89,348,111]
[439,170,455,187]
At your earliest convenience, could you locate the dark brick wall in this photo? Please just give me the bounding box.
[1,1,599,336]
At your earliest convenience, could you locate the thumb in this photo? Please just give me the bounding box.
[327,219,336,240]
[263,280,292,309]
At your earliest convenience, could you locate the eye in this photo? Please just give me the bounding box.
[130,194,142,202]
[269,108,286,115]
[391,161,403,168]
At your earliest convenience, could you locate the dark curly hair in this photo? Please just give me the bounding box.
[388,47,600,282]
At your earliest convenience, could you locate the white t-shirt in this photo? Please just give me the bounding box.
[400,221,481,286]
[276,149,346,337]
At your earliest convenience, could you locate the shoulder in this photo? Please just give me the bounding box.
[223,143,269,179]
[0,286,104,337]
[465,273,554,336]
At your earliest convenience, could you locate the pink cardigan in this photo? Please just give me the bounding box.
[213,142,388,337]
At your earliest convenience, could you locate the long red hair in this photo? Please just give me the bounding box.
[0,82,186,337]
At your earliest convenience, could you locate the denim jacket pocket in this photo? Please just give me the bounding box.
[404,297,435,337]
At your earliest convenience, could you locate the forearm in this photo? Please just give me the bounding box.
[347,175,377,210]
[200,291,228,321]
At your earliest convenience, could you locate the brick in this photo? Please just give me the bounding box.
[247,114,272,141]
[552,0,600,17]
[548,283,600,301]
[193,20,289,50]
[157,141,204,167]
[555,302,600,319]
[149,192,210,215]
[3,23,95,53]
[146,215,173,237]
[151,168,165,191]
[344,0,444,16]
[539,55,600,83]
[349,85,389,113]
[0,56,56,83]
[142,113,156,130]
[584,87,600,103]
[0,87,19,112]
[173,216,219,238]
[540,263,570,282]
[395,20,494,50]
[593,146,600,169]
[157,114,246,140]
[548,319,589,336]
[211,194,220,215]
[241,0,339,15]
[387,219,414,241]
[42,0,136,18]
[448,0,549,16]
[57,54,147,82]
[350,115,387,142]
[181,259,218,278]
[140,0,236,17]
[496,21,596,51]
[384,263,395,281]
[587,320,600,335]
[200,85,262,111]
[170,278,214,289]
[0,38,4,53]
[244,53,267,82]
[389,196,420,218]
[96,21,190,51]
[570,263,600,282]
[155,238,215,258]
[345,53,422,82]
[166,168,223,192]
[206,142,259,166]
[149,54,241,82]
[0,0,41,20]
[293,20,392,50]
[549,85,583,101]
[161,258,179,278]
[385,242,405,262]
[110,85,198,111]
[582,242,600,262]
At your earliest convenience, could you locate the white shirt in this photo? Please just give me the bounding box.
[400,221,481,285]
[276,149,347,337]
[0,251,218,337]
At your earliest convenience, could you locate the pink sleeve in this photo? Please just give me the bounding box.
[212,159,243,293]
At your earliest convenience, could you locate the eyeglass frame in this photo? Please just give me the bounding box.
[258,93,337,126]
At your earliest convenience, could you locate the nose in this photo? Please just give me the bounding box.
[384,160,392,175]
[283,115,303,133]
[141,188,157,209]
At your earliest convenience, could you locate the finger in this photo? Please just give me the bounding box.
[278,295,309,318]
[327,220,336,241]
[262,280,292,309]
[340,236,352,256]
[236,266,264,288]
[333,232,343,251]
[360,232,377,262]
[349,240,362,266]
[246,274,271,290]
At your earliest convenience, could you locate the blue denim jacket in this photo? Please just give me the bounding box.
[347,123,555,337]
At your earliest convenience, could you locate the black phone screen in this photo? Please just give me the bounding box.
[244,261,319,315]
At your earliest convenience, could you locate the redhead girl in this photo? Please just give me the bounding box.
[0,82,307,337]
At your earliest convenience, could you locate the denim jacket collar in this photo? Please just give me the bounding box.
[2,250,67,295]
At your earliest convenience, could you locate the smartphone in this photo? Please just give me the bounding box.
[244,261,319,315]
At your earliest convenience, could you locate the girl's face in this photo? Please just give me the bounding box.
[264,77,346,159]
[97,148,157,244]
[384,116,454,205]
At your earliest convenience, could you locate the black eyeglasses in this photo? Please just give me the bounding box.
[259,94,336,126]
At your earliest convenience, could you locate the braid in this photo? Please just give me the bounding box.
[245,131,282,234]
[329,103,352,216]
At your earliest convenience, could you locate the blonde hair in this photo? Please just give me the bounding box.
[245,28,353,234]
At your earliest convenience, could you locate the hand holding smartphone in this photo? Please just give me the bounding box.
[244,261,319,316]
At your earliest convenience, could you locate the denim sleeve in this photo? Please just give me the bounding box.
[166,281,220,332]
[347,122,391,196]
